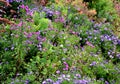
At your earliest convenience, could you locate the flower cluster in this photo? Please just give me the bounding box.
[63,62,69,71]
[6,0,24,2]
[42,73,91,84]
[20,4,33,16]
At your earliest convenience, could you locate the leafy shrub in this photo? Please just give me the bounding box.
[86,0,117,21]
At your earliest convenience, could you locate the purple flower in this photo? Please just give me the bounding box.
[42,81,47,84]
[99,78,104,81]
[105,81,109,84]
[116,54,120,59]
[53,81,61,84]
[117,40,120,45]
[10,0,24,2]
[26,40,32,44]
[5,48,8,51]
[74,79,88,84]
[75,74,81,78]
[37,42,43,51]
[46,79,53,83]
[53,80,62,84]
[61,74,66,78]
[90,61,96,66]
[27,71,33,75]
[108,52,111,55]
[93,30,100,33]
[25,79,29,84]
[7,0,13,2]
[11,82,14,84]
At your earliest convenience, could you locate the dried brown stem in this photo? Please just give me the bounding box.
[0,17,14,25]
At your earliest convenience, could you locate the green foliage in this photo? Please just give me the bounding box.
[33,12,49,31]
[10,1,22,10]
[37,18,49,30]
[116,0,120,2]
[88,0,117,21]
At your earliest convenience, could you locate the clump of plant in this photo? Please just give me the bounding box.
[84,0,117,21]
[33,12,50,31]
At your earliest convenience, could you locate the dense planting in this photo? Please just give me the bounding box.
[0,0,120,84]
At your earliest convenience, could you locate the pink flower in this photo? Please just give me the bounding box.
[56,70,60,74]
[25,6,29,12]
[63,62,69,71]
[48,28,54,30]
[54,11,60,15]
[29,11,33,16]
[24,32,28,36]
[25,6,29,10]
[20,4,32,16]
[18,21,22,27]
[20,4,25,9]
[15,34,19,38]
[27,32,32,38]
[59,17,65,23]
[42,37,46,42]
[86,41,95,48]
[55,19,59,22]
[24,32,32,38]
[27,11,33,16]
[33,31,40,35]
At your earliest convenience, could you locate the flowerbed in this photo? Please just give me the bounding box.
[0,0,120,84]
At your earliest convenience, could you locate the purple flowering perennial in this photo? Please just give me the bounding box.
[90,61,96,66]
[74,79,89,84]
[6,0,24,2]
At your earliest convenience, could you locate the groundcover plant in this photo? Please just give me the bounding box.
[0,0,120,84]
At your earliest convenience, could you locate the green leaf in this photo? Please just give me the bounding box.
[41,68,47,75]
[38,18,49,30]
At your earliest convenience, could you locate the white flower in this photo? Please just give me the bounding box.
[60,44,63,47]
